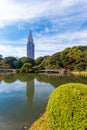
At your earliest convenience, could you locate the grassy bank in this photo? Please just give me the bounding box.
[29,113,51,130]
[71,71,87,76]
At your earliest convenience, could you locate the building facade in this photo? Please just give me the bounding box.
[27,30,34,59]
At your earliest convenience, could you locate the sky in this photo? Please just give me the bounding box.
[0,0,87,59]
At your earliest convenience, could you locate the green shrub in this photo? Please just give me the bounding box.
[46,83,87,130]
[14,69,20,73]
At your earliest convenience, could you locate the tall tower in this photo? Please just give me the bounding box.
[27,30,34,59]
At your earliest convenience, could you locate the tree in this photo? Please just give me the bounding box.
[74,62,87,71]
[35,57,45,66]
[3,56,17,68]
[48,52,62,69]
[13,60,22,69]
[68,48,83,64]
[20,63,32,73]
[33,66,40,72]
[60,48,70,67]
[40,56,50,69]
[19,57,35,66]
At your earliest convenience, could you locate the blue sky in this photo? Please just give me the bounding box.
[0,0,87,58]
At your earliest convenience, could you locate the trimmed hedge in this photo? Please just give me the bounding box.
[46,83,87,130]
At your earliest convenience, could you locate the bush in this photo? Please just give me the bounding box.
[21,63,32,73]
[46,83,87,130]
[14,69,20,73]
[33,66,39,72]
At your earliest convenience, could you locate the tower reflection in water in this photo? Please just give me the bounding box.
[26,79,34,111]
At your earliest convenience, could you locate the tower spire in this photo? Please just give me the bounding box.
[28,29,34,43]
[27,29,34,59]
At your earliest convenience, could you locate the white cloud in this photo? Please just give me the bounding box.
[0,45,26,58]
[18,24,25,30]
[0,81,25,93]
[0,0,53,27]
[0,0,87,58]
[0,0,87,27]
[35,30,87,57]
[0,29,87,58]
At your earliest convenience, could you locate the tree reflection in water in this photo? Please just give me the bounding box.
[0,73,87,130]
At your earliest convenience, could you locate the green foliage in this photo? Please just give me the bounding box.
[40,46,87,71]
[48,52,62,69]
[40,56,50,69]
[46,83,87,130]
[33,66,40,72]
[68,47,83,64]
[19,56,35,66]
[74,62,87,71]
[35,56,45,66]
[60,48,70,66]
[20,63,33,73]
[13,60,22,69]
[3,56,17,68]
[14,69,20,73]
[0,45,87,71]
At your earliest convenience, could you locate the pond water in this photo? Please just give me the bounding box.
[0,73,87,130]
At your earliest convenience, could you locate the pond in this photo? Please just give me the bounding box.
[0,73,87,130]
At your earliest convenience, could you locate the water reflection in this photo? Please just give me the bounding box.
[0,73,87,130]
[26,80,34,111]
[0,74,54,130]
[0,73,87,87]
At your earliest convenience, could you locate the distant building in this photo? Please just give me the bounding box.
[27,30,34,59]
[0,54,3,59]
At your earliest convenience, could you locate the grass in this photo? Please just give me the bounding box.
[71,71,87,76]
[29,113,52,130]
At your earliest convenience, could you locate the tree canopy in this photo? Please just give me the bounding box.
[39,46,87,71]
[0,45,87,71]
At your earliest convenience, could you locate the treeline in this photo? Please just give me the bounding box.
[0,46,87,72]
[39,46,87,71]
